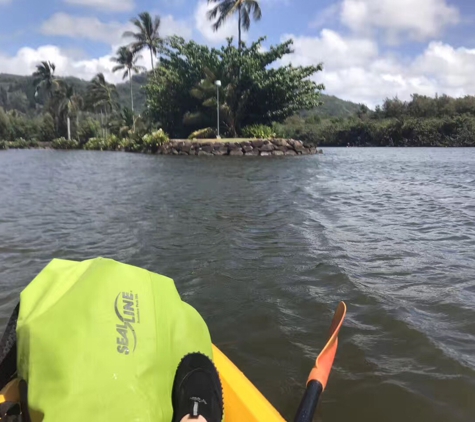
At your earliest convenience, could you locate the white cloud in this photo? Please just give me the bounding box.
[340,0,459,43]
[282,30,378,68]
[63,0,135,12]
[281,30,475,107]
[310,4,340,29]
[160,15,193,39]
[195,0,241,44]
[41,13,129,45]
[40,13,192,45]
[0,45,115,82]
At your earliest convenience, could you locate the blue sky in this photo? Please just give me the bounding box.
[0,0,473,106]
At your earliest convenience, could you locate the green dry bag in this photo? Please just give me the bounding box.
[16,257,213,421]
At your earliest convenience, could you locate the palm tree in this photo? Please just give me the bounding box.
[207,0,262,49]
[54,82,83,140]
[86,73,119,138]
[33,61,60,99]
[123,12,162,70]
[111,46,145,114]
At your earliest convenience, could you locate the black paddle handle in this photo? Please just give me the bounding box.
[294,380,323,422]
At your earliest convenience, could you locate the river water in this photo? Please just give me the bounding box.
[0,148,474,421]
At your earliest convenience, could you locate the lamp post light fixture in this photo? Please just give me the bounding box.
[215,80,221,138]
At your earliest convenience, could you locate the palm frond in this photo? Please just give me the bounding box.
[241,7,251,31]
[123,30,140,40]
[248,0,262,20]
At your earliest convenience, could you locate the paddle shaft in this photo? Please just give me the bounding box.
[294,380,323,422]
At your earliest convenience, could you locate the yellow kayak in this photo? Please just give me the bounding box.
[212,344,285,422]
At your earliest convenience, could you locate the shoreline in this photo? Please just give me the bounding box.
[1,139,323,156]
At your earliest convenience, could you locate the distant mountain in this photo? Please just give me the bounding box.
[0,73,146,114]
[0,73,360,118]
[310,94,362,118]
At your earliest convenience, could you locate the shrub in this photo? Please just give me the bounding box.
[78,118,101,146]
[28,139,39,148]
[143,129,169,152]
[241,124,274,139]
[0,140,8,150]
[188,127,216,140]
[106,135,121,151]
[39,113,56,143]
[84,137,107,151]
[9,138,29,149]
[51,137,79,150]
[119,138,142,153]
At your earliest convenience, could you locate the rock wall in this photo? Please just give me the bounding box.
[158,139,321,156]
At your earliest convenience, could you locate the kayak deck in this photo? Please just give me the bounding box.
[212,345,285,422]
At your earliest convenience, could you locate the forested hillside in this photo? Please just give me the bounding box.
[0,73,359,118]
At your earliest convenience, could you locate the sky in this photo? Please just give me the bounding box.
[0,0,474,107]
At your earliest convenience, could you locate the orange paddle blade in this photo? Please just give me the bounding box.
[307,301,347,390]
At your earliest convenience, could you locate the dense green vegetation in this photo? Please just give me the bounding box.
[144,36,323,138]
[277,95,475,147]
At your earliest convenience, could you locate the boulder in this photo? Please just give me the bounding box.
[230,149,244,156]
[243,145,254,152]
[272,150,284,156]
[260,151,272,157]
[212,143,224,149]
[318,149,324,154]
[171,148,179,155]
[179,151,189,155]
[201,145,213,153]
[197,150,212,156]
[244,149,259,156]
[228,143,241,150]
[293,141,304,150]
[285,150,297,156]
[212,149,227,156]
[259,143,275,152]
[272,139,289,147]
[181,141,192,152]
[275,145,288,152]
[251,140,264,148]
[241,141,251,147]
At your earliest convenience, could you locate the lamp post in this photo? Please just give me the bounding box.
[215,80,221,138]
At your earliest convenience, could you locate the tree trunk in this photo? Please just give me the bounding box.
[129,70,134,112]
[238,5,242,50]
[150,48,154,71]
[100,109,105,138]
[105,110,108,138]
[129,69,135,132]
[67,116,71,140]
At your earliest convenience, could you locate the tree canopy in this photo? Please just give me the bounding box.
[144,36,324,138]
